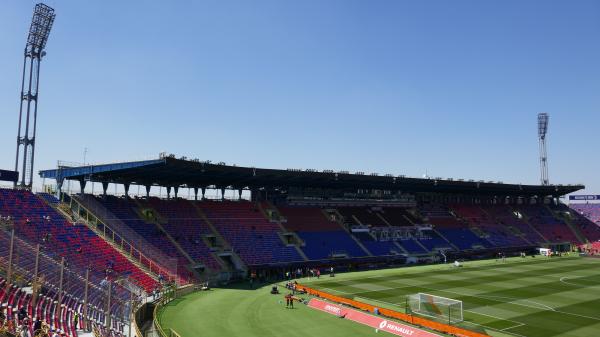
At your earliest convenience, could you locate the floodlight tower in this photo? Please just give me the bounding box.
[14,3,56,189]
[538,113,549,186]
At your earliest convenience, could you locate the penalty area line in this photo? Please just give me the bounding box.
[501,322,526,332]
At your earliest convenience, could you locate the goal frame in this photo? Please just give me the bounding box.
[407,292,464,324]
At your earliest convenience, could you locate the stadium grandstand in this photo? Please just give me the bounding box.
[2,3,600,337]
[1,153,598,337]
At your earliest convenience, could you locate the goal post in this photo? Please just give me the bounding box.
[407,293,463,324]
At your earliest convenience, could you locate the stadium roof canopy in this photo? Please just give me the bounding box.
[39,156,583,197]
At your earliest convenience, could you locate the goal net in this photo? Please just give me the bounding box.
[407,293,463,324]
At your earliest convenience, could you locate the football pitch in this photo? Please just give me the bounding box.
[303,256,600,337]
[157,256,600,337]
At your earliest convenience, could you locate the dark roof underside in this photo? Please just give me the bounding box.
[39,158,583,197]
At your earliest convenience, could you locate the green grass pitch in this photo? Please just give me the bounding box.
[157,256,600,337]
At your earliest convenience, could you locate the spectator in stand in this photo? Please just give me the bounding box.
[6,316,15,333]
[17,307,27,324]
[73,312,79,330]
[19,322,31,337]
[33,318,41,333]
[42,233,52,243]
[107,260,115,270]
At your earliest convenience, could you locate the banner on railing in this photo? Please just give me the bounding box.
[308,299,443,337]
[299,284,490,337]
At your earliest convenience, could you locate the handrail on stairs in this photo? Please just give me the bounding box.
[61,193,181,284]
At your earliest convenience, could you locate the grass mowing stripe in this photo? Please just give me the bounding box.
[464,309,523,326]
[316,258,595,297]
[369,279,600,322]
[559,275,600,288]
[501,323,526,331]
[309,257,600,337]
[315,257,585,286]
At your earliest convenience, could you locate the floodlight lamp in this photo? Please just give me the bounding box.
[537,113,549,138]
[26,3,56,52]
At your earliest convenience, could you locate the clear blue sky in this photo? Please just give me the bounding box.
[0,1,598,195]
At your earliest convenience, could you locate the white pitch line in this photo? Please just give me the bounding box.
[559,276,579,287]
[434,287,600,322]
[501,322,526,331]
[376,299,527,337]
[464,309,522,325]
[324,280,600,323]
[475,294,555,312]
[460,320,527,337]
[557,275,600,288]
[439,289,600,323]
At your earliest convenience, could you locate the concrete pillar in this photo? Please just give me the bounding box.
[124,183,130,198]
[102,182,109,196]
[167,186,172,199]
[201,187,206,200]
[221,188,226,201]
[145,185,151,198]
[238,189,243,200]
[193,187,199,201]
[56,178,64,199]
[79,179,87,195]
[174,186,179,199]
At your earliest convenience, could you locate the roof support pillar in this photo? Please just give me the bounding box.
[166,186,172,199]
[102,182,109,196]
[56,177,64,199]
[79,179,87,195]
[124,183,130,199]
[193,187,198,201]
[145,185,151,198]
[174,186,179,199]
[238,188,243,200]
[201,187,206,200]
[221,187,225,201]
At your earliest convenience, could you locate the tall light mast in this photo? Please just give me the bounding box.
[538,113,549,186]
[14,3,56,189]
